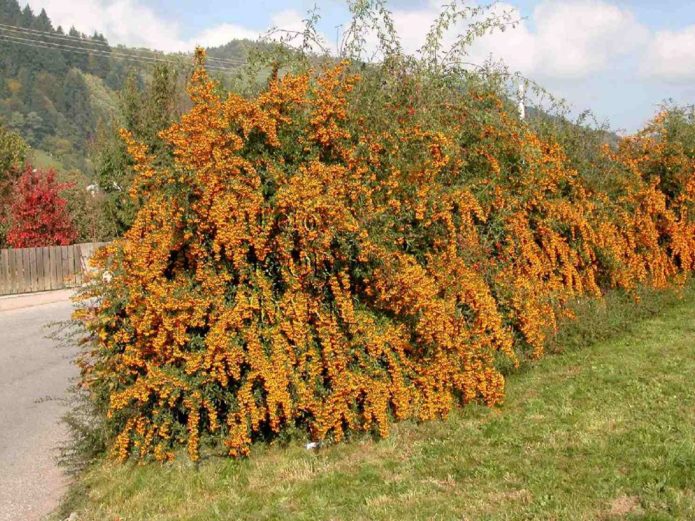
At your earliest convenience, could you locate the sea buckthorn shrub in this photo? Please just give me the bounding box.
[74,51,694,462]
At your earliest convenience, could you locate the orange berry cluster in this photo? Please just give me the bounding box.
[76,50,694,461]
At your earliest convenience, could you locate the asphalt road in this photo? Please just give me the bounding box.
[0,299,76,521]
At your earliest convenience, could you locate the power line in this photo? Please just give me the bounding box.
[0,32,242,73]
[0,24,248,67]
[0,22,249,67]
[206,52,249,67]
[0,22,112,48]
[0,32,230,72]
[0,22,249,66]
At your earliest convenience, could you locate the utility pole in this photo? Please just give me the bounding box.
[517,82,526,120]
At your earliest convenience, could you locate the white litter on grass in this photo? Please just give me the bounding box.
[305,441,319,450]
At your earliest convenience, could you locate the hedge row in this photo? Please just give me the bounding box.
[75,51,694,461]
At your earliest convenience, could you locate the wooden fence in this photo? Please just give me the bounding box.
[0,242,109,296]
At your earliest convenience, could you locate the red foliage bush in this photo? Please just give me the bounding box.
[6,166,77,248]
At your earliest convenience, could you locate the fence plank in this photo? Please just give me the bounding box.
[35,247,42,292]
[57,247,63,289]
[41,249,49,291]
[28,248,36,292]
[18,249,24,292]
[57,247,62,287]
[21,249,28,291]
[0,250,5,294]
[18,248,25,293]
[50,247,56,289]
[7,249,12,293]
[6,250,11,293]
[42,247,50,292]
[66,246,75,287]
[13,249,22,294]
[38,247,46,292]
[10,249,18,294]
[80,243,91,272]
[75,244,83,285]
[21,249,30,293]
[80,243,91,279]
[60,246,68,287]
[0,249,7,294]
[51,246,63,289]
[18,248,26,293]
[9,250,17,293]
[37,248,43,291]
[23,249,30,292]
[8,250,15,294]
[45,247,52,290]
[55,247,60,288]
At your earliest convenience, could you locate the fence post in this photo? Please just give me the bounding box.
[21,248,30,292]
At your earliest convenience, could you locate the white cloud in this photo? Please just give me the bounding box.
[184,23,259,50]
[21,0,309,53]
[642,25,695,83]
[467,2,537,73]
[185,9,313,51]
[270,9,307,33]
[24,0,185,51]
[371,0,647,79]
[390,8,432,55]
[529,0,647,78]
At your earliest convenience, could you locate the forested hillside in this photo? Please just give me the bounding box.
[0,0,253,174]
[0,0,262,245]
[1,0,123,172]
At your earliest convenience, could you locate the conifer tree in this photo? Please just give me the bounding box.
[94,63,180,236]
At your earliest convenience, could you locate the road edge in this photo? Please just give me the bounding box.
[0,289,75,312]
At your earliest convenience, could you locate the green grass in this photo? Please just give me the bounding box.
[29,148,66,171]
[58,285,695,521]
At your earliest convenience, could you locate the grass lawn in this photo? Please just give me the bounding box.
[59,286,695,521]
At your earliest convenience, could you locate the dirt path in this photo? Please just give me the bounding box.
[0,298,76,521]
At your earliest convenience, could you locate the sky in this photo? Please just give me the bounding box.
[19,0,695,132]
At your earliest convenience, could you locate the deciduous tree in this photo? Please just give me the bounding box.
[6,165,77,247]
[0,121,27,246]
